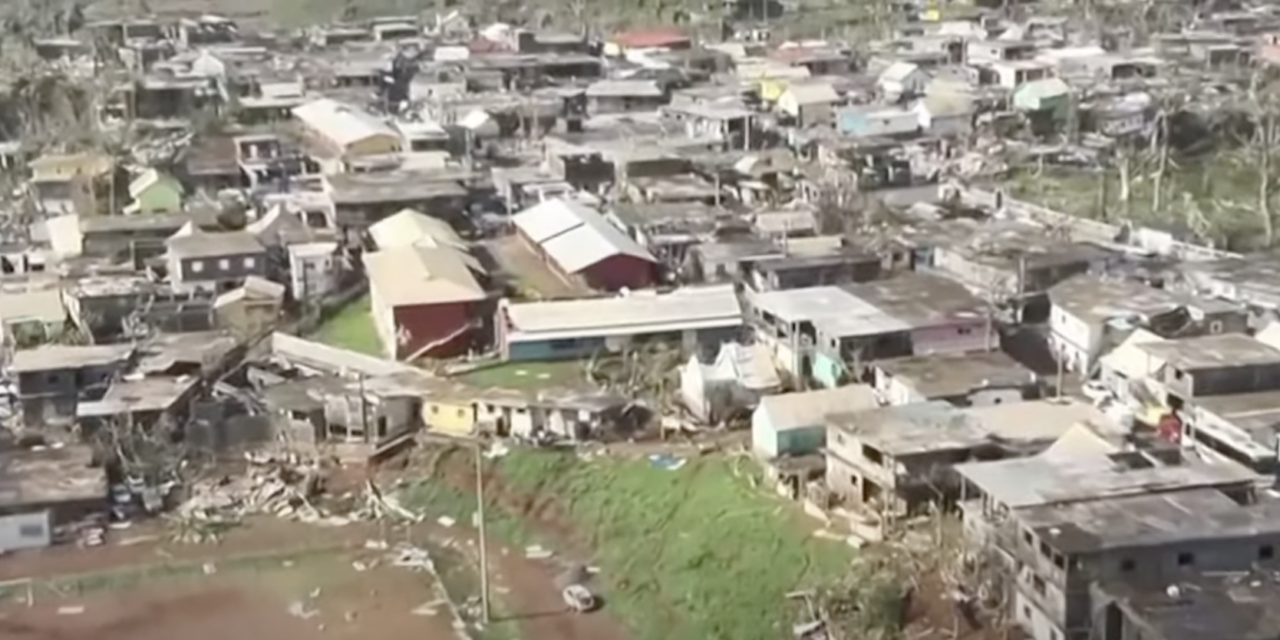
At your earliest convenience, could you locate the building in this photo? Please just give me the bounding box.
[287,241,340,301]
[957,443,1268,640]
[125,168,184,215]
[498,285,743,361]
[364,245,487,361]
[1094,569,1280,640]
[1048,274,1246,373]
[292,98,403,165]
[776,81,840,127]
[0,288,68,346]
[512,198,658,292]
[166,228,268,293]
[28,152,116,216]
[680,342,781,425]
[873,351,1039,407]
[827,400,1110,517]
[11,344,134,427]
[368,208,467,252]
[877,61,928,99]
[1134,334,1280,403]
[214,275,286,338]
[751,385,877,460]
[0,444,107,551]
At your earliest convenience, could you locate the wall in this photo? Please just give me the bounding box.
[812,350,845,389]
[751,408,824,458]
[1049,305,1098,373]
[392,301,473,360]
[176,251,268,289]
[0,510,52,551]
[424,399,475,435]
[910,321,989,355]
[580,254,657,292]
[343,133,403,159]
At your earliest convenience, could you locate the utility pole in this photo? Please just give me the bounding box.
[475,442,491,624]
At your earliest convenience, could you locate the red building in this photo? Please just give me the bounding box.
[363,245,488,361]
[512,198,658,292]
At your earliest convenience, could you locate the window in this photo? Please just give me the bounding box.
[1120,558,1135,572]
[1177,552,1195,567]
[1050,631,1059,640]
[18,523,44,538]
[1022,606,1031,621]
[958,327,973,336]
[430,405,439,414]
[191,260,205,273]
[1261,545,1275,560]
[1032,575,1046,595]
[1023,531,1034,546]
[1209,320,1224,334]
[244,257,256,269]
[456,408,467,418]
[550,338,578,351]
[219,258,231,270]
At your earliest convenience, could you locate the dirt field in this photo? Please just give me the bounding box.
[0,549,454,640]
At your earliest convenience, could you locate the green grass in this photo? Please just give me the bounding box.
[493,450,860,640]
[311,294,383,356]
[456,360,589,391]
[399,475,534,547]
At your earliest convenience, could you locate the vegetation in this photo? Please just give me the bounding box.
[455,360,589,390]
[491,450,863,640]
[310,294,383,356]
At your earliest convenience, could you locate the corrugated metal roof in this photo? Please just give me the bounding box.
[363,245,485,307]
[757,385,878,431]
[292,98,401,149]
[504,284,742,343]
[512,199,655,275]
[369,208,467,251]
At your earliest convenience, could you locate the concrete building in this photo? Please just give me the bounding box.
[0,444,108,551]
[166,228,269,294]
[751,385,877,460]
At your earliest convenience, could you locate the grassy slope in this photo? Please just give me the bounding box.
[310,294,383,356]
[496,450,855,640]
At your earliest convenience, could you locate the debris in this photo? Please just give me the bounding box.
[484,442,510,459]
[364,539,389,550]
[289,600,319,619]
[118,534,160,546]
[57,606,85,616]
[412,599,447,616]
[437,516,456,528]
[525,544,554,559]
[647,453,687,471]
[352,561,368,572]
[390,544,434,571]
[202,563,217,575]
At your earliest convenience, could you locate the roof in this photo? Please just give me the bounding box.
[611,27,690,48]
[167,230,265,258]
[10,344,133,373]
[878,61,922,83]
[875,351,1036,399]
[368,209,467,251]
[586,79,665,98]
[1019,488,1280,554]
[1136,334,1280,371]
[783,81,840,105]
[292,98,401,149]
[750,286,910,339]
[1050,274,1239,325]
[325,170,470,206]
[1103,570,1280,640]
[844,273,986,327]
[127,168,181,199]
[956,448,1261,509]
[503,285,743,343]
[512,199,656,275]
[0,444,106,507]
[363,245,486,307]
[758,385,878,431]
[0,288,67,326]
[833,399,1107,456]
[270,332,425,378]
[78,375,200,417]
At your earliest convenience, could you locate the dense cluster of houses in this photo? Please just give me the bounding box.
[3,7,1280,640]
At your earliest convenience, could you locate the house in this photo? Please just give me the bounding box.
[11,344,134,428]
[680,342,781,425]
[776,81,840,127]
[873,351,1039,407]
[835,104,921,138]
[746,250,883,292]
[76,375,201,432]
[367,208,466,252]
[512,198,658,292]
[958,445,1273,640]
[877,61,928,100]
[585,79,669,114]
[28,152,116,216]
[1048,274,1247,373]
[1012,77,1072,118]
[64,276,215,341]
[364,245,487,361]
[498,285,743,362]
[1181,390,1280,472]
[752,384,878,460]
[292,98,403,164]
[912,92,975,138]
[828,399,1112,517]
[125,168,184,215]
[288,241,341,301]
[1132,334,1280,403]
[0,288,67,346]
[214,275,286,338]
[166,228,269,293]
[0,443,107,551]
[325,170,469,228]
[1094,570,1280,640]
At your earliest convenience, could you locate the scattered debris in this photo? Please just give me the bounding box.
[525,544,554,559]
[647,453,687,471]
[56,606,85,616]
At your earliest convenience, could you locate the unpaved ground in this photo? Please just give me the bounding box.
[0,512,630,640]
[0,552,452,640]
